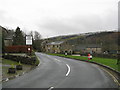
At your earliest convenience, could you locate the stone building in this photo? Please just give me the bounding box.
[86,44,102,54]
[4,31,14,46]
[4,35,13,46]
[73,44,102,54]
[0,26,14,46]
[45,41,73,54]
[41,40,49,52]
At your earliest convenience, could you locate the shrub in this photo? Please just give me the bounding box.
[3,55,36,65]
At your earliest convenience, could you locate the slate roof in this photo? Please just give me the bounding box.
[47,41,64,45]
[86,44,101,48]
[74,44,101,51]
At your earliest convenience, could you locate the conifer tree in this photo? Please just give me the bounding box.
[13,27,25,45]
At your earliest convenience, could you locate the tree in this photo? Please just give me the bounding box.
[13,27,25,45]
[34,31,41,40]
[29,31,33,37]
[33,31,42,51]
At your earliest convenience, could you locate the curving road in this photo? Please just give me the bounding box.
[3,52,118,88]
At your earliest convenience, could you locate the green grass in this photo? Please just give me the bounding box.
[48,53,119,72]
[2,58,19,65]
[1,58,34,79]
[35,56,40,66]
[31,51,40,66]
[1,51,40,80]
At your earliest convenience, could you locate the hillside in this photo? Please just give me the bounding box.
[44,31,119,52]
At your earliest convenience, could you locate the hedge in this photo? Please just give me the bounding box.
[2,55,36,65]
[5,45,32,53]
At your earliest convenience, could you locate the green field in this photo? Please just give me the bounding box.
[48,53,119,72]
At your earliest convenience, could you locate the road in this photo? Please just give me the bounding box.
[2,52,118,88]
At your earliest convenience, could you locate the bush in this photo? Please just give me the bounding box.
[16,65,23,70]
[2,55,36,65]
[8,68,16,74]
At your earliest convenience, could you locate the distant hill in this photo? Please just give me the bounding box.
[44,31,119,51]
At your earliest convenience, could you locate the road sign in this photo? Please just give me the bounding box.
[26,35,32,45]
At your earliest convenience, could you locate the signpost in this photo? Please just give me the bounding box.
[26,35,32,55]
[26,35,32,45]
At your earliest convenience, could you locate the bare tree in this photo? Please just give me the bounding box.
[34,31,41,40]
[33,31,42,51]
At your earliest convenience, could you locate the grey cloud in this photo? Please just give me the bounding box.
[38,9,117,38]
[41,20,81,34]
[0,10,21,28]
[0,10,7,22]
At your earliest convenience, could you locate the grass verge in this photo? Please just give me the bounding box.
[30,51,40,66]
[2,58,19,65]
[2,51,40,80]
[2,58,34,80]
[35,55,40,66]
[48,53,119,72]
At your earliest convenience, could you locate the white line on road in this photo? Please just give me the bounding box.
[15,75,19,77]
[38,64,40,66]
[5,78,9,82]
[55,58,61,62]
[36,56,41,67]
[66,64,71,76]
[48,86,54,90]
[102,68,120,86]
[22,72,25,75]
[47,55,51,58]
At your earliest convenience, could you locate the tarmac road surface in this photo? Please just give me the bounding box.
[2,52,119,89]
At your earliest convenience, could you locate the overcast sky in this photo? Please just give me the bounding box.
[0,0,119,38]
